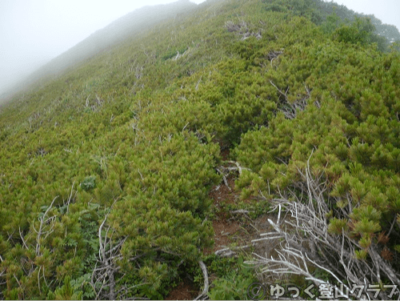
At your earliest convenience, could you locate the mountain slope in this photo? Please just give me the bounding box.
[0,0,196,102]
[1,0,400,299]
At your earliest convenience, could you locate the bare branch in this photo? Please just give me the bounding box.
[194,260,209,300]
[226,161,250,175]
[215,245,251,257]
[35,196,58,256]
[216,168,231,191]
[19,227,29,250]
[247,160,398,300]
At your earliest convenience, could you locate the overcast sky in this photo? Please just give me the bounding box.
[0,0,399,96]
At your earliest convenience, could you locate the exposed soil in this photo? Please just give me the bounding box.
[212,219,241,252]
[209,177,237,207]
[220,148,230,161]
[166,148,281,299]
[207,173,284,258]
[165,279,197,300]
[205,176,243,255]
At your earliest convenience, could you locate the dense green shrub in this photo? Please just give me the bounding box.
[0,0,399,299]
[81,176,96,191]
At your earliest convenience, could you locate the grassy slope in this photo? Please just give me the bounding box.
[1,0,400,299]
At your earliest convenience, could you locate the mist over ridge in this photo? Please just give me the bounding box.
[1,0,399,103]
[0,0,198,102]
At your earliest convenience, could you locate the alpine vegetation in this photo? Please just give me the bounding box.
[1,0,400,299]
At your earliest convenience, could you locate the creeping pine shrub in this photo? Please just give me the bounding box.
[207,257,258,300]
[81,176,96,191]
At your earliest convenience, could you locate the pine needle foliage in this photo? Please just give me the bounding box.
[0,0,400,299]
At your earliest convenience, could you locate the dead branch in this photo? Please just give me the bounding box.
[19,227,29,250]
[226,161,250,175]
[230,209,250,215]
[65,182,76,214]
[269,80,309,119]
[225,20,262,40]
[215,245,251,258]
[267,50,284,61]
[216,168,231,191]
[194,260,209,300]
[247,154,399,300]
[90,199,146,300]
[33,196,58,256]
[195,76,202,91]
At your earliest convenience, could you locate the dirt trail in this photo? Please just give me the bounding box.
[166,149,277,300]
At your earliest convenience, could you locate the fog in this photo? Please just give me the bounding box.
[0,0,399,97]
[0,0,205,97]
[331,0,400,31]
